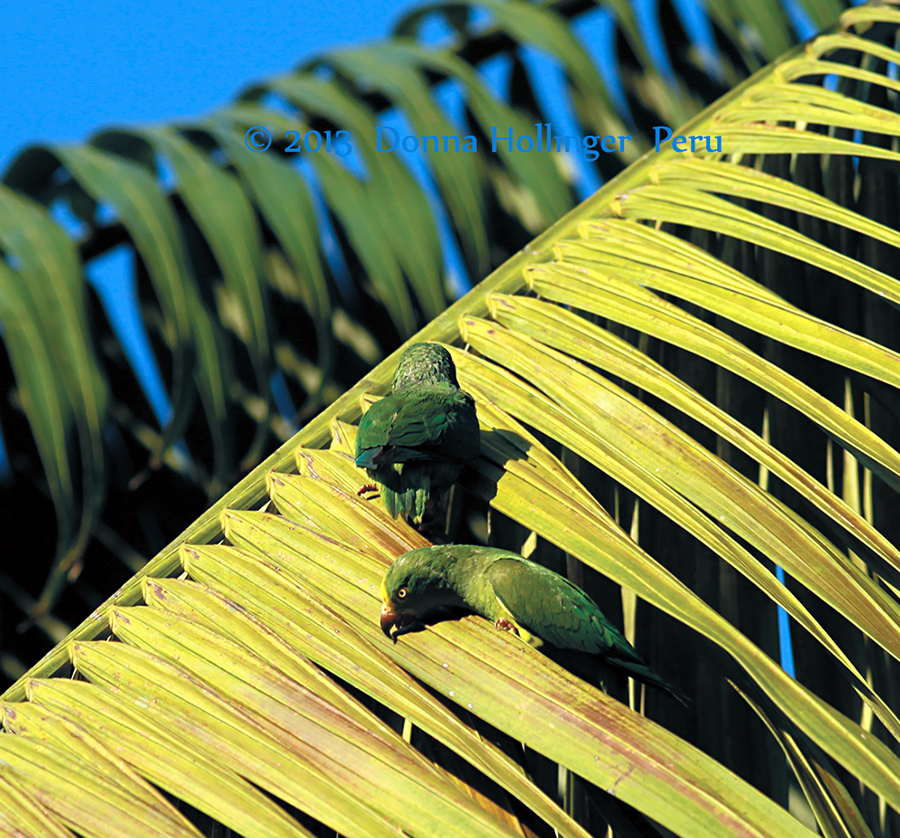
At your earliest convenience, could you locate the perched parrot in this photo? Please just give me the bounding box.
[380,544,687,703]
[355,343,480,525]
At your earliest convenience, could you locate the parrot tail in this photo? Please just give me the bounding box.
[607,656,690,706]
[382,476,431,524]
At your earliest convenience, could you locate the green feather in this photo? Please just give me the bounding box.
[382,544,687,702]
[356,344,479,524]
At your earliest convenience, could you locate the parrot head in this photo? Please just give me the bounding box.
[391,343,460,391]
[379,547,467,641]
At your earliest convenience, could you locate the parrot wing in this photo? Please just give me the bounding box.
[484,557,688,702]
[356,387,478,467]
[484,558,642,660]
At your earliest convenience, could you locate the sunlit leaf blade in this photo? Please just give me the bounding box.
[0,757,75,837]
[652,159,900,252]
[9,681,316,838]
[452,365,900,818]
[473,297,900,739]
[69,640,485,838]
[0,708,202,838]
[486,292,900,579]
[615,186,900,311]
[526,258,900,495]
[104,609,527,838]
[459,320,900,670]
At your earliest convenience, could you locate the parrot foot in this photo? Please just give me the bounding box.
[415,514,444,538]
[494,618,518,635]
[413,498,447,538]
[357,484,379,497]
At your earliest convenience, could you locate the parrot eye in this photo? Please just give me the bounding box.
[396,586,409,599]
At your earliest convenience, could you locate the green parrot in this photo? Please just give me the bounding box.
[355,343,480,525]
[380,544,687,703]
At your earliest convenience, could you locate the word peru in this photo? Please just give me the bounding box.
[653,126,722,153]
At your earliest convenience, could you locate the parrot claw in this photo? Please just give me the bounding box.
[494,618,518,635]
[415,512,444,538]
[358,484,379,497]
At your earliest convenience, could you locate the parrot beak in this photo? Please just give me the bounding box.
[380,603,399,640]
[380,601,418,642]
